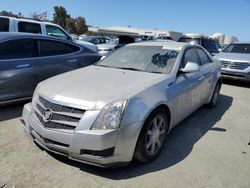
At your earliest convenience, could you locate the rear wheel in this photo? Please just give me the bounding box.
[208,82,221,108]
[134,109,169,163]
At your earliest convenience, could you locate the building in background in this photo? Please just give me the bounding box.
[223,35,238,44]
[88,26,183,41]
[211,33,225,43]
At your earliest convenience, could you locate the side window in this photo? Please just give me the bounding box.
[18,22,42,34]
[196,48,212,66]
[45,25,69,40]
[202,39,212,52]
[0,39,34,60]
[39,40,80,57]
[0,18,9,32]
[214,41,221,52]
[181,48,200,68]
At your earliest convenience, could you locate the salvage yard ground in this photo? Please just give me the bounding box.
[0,80,249,188]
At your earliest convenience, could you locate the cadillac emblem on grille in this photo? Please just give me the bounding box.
[43,109,53,122]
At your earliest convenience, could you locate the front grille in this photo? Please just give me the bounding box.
[221,61,250,70]
[33,96,85,130]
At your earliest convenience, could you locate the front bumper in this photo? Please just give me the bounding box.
[221,69,250,82]
[22,103,141,168]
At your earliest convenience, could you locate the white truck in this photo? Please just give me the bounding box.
[0,16,97,52]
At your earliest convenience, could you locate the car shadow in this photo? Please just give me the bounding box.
[49,94,233,180]
[0,101,28,122]
[222,79,250,88]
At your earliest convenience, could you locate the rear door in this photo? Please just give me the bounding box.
[0,38,37,102]
[33,39,82,83]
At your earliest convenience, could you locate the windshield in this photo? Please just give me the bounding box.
[96,46,179,74]
[223,44,250,54]
[178,38,201,45]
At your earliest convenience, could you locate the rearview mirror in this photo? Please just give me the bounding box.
[180,62,199,73]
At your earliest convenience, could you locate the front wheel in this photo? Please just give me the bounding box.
[207,82,221,108]
[134,109,169,163]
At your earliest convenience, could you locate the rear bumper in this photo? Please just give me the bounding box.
[21,103,140,168]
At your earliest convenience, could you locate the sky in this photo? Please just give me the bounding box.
[1,0,250,41]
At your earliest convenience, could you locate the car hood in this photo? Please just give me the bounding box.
[215,52,250,62]
[37,66,166,110]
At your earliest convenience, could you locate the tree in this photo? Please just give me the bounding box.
[0,11,17,17]
[53,6,70,28]
[75,16,88,35]
[65,18,76,34]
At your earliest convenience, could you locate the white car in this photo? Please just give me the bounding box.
[0,16,97,52]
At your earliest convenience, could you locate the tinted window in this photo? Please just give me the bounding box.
[18,22,41,34]
[202,39,212,52]
[196,48,211,65]
[39,40,80,57]
[181,48,200,68]
[0,17,9,32]
[46,25,69,40]
[0,39,34,60]
[223,44,250,54]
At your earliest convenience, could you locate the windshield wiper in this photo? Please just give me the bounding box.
[94,64,112,68]
[116,67,143,72]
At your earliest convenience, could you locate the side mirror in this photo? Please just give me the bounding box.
[218,48,222,52]
[180,62,199,73]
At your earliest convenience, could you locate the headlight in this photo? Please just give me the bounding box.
[91,100,127,130]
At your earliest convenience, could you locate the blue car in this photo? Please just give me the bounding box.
[0,32,101,104]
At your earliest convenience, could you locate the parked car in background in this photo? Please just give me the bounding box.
[178,36,221,55]
[22,41,221,168]
[215,42,250,82]
[220,43,228,50]
[82,36,117,56]
[135,35,156,42]
[0,16,97,52]
[157,36,173,40]
[0,32,101,104]
[70,34,79,40]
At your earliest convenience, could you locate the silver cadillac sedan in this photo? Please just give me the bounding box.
[22,41,222,168]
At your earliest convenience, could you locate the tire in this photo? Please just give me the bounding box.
[207,82,221,108]
[134,108,169,163]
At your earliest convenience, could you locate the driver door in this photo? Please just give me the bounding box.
[169,47,204,125]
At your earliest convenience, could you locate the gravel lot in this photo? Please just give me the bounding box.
[0,80,249,188]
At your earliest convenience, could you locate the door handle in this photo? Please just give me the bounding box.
[16,64,30,68]
[67,59,78,63]
[198,75,205,81]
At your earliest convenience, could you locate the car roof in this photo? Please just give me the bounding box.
[0,32,76,45]
[0,16,60,27]
[232,41,250,44]
[127,41,188,50]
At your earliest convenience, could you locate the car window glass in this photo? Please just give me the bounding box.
[0,17,9,32]
[0,39,34,60]
[39,40,79,57]
[196,48,211,65]
[18,21,42,34]
[215,42,220,51]
[202,39,212,52]
[98,46,179,74]
[181,48,200,68]
[46,25,68,40]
